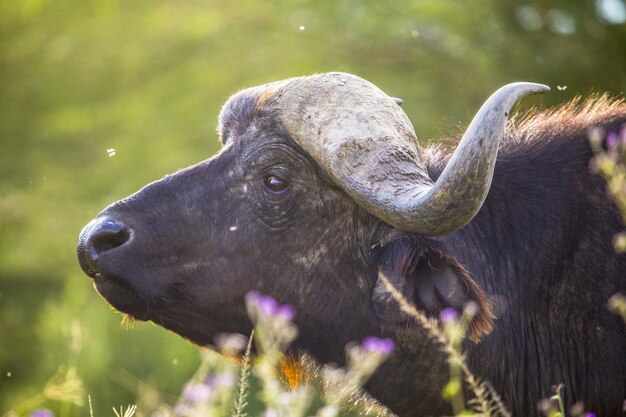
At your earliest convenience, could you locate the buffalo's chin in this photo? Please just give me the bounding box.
[152,317,215,347]
[93,274,151,321]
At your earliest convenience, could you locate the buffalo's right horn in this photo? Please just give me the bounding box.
[258,73,549,235]
[387,82,550,234]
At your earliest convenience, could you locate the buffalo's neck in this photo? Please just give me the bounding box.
[430,133,625,415]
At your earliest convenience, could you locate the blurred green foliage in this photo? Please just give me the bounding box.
[0,0,624,416]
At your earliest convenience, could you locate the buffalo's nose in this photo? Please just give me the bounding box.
[77,217,131,278]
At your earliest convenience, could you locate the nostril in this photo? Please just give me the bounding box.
[90,218,131,253]
[78,216,132,279]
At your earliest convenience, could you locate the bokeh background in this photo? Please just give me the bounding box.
[1,0,625,415]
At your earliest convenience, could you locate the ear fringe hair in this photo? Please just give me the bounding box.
[374,237,494,342]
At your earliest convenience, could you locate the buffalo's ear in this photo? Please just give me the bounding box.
[371,240,494,342]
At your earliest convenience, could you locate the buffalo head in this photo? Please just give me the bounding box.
[77,72,548,412]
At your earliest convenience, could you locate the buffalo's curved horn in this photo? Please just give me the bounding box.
[395,81,550,234]
[261,73,548,235]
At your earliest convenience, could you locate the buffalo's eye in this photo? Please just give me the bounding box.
[264,175,288,193]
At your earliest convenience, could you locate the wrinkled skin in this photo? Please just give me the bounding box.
[78,88,626,416]
[83,114,380,360]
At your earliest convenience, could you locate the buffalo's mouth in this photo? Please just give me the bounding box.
[90,269,210,343]
[92,273,152,321]
[78,216,152,320]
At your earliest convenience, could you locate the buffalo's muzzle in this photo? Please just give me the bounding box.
[77,216,131,278]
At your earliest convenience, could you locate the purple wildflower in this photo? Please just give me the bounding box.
[620,127,626,145]
[245,290,260,305]
[257,295,278,316]
[214,333,248,355]
[586,413,596,417]
[246,291,296,320]
[606,131,618,149]
[274,304,296,321]
[440,307,459,324]
[551,383,564,394]
[205,371,236,388]
[30,410,54,417]
[463,301,479,318]
[183,382,213,402]
[588,127,604,145]
[173,404,192,416]
[362,336,395,355]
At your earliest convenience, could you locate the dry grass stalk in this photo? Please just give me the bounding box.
[230,330,255,417]
[377,272,511,417]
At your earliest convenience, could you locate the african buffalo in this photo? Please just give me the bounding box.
[77,73,626,416]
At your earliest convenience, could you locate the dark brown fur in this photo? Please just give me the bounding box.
[425,96,626,415]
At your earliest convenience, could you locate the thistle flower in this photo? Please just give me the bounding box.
[214,332,248,356]
[204,371,236,390]
[245,290,261,305]
[551,383,564,394]
[337,336,396,394]
[462,300,480,320]
[183,383,213,403]
[274,304,296,321]
[588,127,604,147]
[173,404,192,416]
[30,410,54,417]
[362,336,395,355]
[262,409,279,417]
[247,291,297,321]
[440,307,459,324]
[607,131,618,149]
[257,295,279,316]
[244,290,298,354]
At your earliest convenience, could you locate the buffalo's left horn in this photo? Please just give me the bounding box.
[262,72,548,235]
